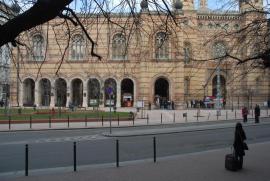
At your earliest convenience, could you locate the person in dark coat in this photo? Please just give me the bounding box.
[233,122,247,169]
[254,104,260,123]
[241,106,248,123]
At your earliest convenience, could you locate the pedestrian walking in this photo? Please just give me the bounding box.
[255,104,260,123]
[233,122,248,170]
[241,106,248,123]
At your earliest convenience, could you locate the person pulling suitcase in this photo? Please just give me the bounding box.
[225,122,248,171]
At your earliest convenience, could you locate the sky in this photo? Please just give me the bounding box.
[3,0,269,13]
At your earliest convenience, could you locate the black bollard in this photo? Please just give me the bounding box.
[226,111,228,120]
[116,140,119,167]
[25,144,29,176]
[68,115,70,128]
[133,115,135,126]
[118,114,119,126]
[161,113,163,124]
[153,137,156,163]
[102,115,104,126]
[173,112,175,123]
[30,116,32,129]
[49,116,51,128]
[73,142,77,172]
[8,116,11,130]
[235,110,236,119]
[147,114,149,125]
[85,115,87,127]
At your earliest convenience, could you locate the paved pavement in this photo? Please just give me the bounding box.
[0,108,269,132]
[1,141,270,181]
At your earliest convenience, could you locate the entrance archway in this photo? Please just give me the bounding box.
[71,79,83,107]
[212,75,226,100]
[154,77,169,108]
[55,78,67,107]
[39,78,51,106]
[23,78,35,106]
[121,78,134,107]
[104,78,117,107]
[88,78,100,107]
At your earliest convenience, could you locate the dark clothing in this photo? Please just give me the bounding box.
[255,105,260,123]
[233,128,247,169]
[242,107,248,123]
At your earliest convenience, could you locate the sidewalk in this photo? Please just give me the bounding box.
[2,141,270,181]
[0,108,269,132]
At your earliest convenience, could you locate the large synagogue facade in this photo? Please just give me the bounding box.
[9,0,270,109]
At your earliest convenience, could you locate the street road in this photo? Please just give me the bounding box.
[1,122,270,173]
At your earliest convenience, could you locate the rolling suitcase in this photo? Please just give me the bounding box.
[225,154,239,171]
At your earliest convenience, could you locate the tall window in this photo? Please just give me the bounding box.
[71,34,85,60]
[184,77,190,95]
[155,32,169,59]
[32,35,44,61]
[184,42,192,64]
[112,33,127,60]
[213,42,226,59]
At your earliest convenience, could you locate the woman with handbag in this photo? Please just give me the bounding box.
[233,122,247,169]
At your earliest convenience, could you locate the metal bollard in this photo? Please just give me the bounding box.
[68,115,70,128]
[133,115,135,126]
[73,142,77,172]
[173,112,175,123]
[153,137,156,163]
[8,116,11,130]
[25,144,29,176]
[217,112,218,121]
[161,113,163,124]
[226,111,228,120]
[235,110,236,119]
[30,116,32,129]
[102,115,104,126]
[117,114,119,126]
[49,116,51,128]
[147,114,149,125]
[116,140,119,167]
[85,115,87,127]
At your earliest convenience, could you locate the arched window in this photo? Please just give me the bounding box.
[32,34,44,61]
[71,34,85,60]
[112,33,127,60]
[213,42,226,59]
[184,42,192,64]
[155,32,169,59]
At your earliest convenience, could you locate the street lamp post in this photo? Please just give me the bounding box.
[216,59,222,116]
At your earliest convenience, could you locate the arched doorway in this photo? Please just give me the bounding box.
[88,78,100,107]
[55,78,67,107]
[71,79,83,107]
[39,78,51,106]
[212,75,226,100]
[23,78,35,106]
[104,78,117,107]
[154,77,169,109]
[121,78,134,107]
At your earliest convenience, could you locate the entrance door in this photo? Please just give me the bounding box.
[121,78,134,107]
[154,78,169,108]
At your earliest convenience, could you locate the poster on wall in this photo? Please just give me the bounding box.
[136,100,144,108]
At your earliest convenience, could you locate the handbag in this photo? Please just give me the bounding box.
[243,142,249,150]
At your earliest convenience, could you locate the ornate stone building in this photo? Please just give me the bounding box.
[9,0,270,109]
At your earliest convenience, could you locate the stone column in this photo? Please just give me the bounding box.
[34,81,39,107]
[19,82,23,106]
[82,80,88,107]
[116,81,121,107]
[50,80,55,107]
[66,81,71,107]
